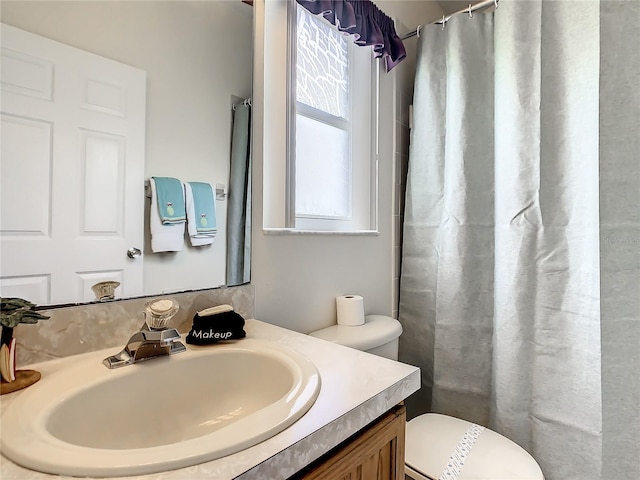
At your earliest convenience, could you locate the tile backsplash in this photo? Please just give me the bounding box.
[13,284,255,367]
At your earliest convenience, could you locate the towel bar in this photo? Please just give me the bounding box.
[144,180,226,201]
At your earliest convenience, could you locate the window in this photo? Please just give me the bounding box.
[288,4,378,232]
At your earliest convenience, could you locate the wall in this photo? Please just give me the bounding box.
[388,38,413,319]
[0,1,252,294]
[380,0,443,79]
[13,284,255,366]
[251,0,443,333]
[378,2,444,319]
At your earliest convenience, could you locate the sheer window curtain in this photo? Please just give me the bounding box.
[398,1,639,480]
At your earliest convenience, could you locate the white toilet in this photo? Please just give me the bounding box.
[310,315,545,480]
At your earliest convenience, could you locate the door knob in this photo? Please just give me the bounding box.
[127,247,142,258]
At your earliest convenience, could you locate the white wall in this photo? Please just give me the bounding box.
[2,0,443,328]
[380,0,444,92]
[378,0,444,318]
[251,0,443,333]
[0,1,252,294]
[380,0,444,28]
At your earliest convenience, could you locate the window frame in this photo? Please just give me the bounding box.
[294,105,353,223]
[286,2,379,232]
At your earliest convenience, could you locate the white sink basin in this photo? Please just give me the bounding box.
[1,339,320,477]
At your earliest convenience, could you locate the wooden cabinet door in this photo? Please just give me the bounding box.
[293,404,406,480]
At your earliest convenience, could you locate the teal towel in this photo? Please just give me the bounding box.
[187,182,217,233]
[152,177,186,224]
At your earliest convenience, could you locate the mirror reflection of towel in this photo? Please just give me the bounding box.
[185,182,217,247]
[149,178,185,252]
[151,176,186,224]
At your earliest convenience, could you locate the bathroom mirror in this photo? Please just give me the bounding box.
[0,0,253,306]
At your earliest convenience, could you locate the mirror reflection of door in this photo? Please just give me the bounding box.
[0,24,146,305]
[0,1,253,306]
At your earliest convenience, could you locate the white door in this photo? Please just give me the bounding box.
[0,24,146,305]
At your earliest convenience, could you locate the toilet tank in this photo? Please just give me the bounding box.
[309,315,402,361]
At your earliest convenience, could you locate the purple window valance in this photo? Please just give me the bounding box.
[296,0,406,71]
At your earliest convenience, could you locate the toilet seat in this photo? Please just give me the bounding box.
[405,414,544,480]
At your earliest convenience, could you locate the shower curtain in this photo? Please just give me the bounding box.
[226,102,252,286]
[399,1,639,480]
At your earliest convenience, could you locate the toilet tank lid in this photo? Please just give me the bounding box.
[309,315,402,352]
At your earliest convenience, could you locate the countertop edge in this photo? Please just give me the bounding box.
[240,370,420,479]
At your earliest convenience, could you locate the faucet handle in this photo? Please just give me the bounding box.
[144,299,179,330]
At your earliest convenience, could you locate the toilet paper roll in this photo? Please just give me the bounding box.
[336,295,365,326]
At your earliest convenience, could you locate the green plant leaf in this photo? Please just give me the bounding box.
[0,297,50,328]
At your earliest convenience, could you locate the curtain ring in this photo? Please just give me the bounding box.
[495,0,499,9]
[441,14,447,30]
[416,25,421,38]
[468,4,473,18]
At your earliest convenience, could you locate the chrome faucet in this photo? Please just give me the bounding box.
[103,299,186,369]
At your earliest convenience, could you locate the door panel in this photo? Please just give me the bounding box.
[0,24,146,305]
[80,130,125,234]
[0,114,52,236]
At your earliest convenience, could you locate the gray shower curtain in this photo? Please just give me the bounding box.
[399,1,639,480]
[226,103,252,286]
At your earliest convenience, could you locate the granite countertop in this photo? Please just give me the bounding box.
[1,319,420,480]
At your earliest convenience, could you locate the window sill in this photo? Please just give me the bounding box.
[263,228,379,236]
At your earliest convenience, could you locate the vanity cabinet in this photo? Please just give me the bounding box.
[292,404,406,480]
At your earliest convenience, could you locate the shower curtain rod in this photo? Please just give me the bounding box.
[401,0,498,40]
[232,97,252,111]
